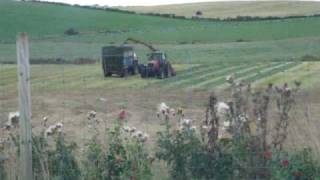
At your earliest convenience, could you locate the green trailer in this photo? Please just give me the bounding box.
[102,46,139,77]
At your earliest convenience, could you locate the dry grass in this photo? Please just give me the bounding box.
[120,1,320,18]
[3,84,318,153]
[2,71,320,179]
[1,63,320,156]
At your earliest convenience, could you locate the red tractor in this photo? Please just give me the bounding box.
[140,51,176,79]
[122,38,176,79]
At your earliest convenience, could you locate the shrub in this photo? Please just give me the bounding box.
[267,148,320,179]
[0,141,6,179]
[84,121,153,180]
[32,133,50,180]
[155,117,234,179]
[83,135,105,180]
[156,120,201,179]
[0,158,6,180]
[64,28,79,36]
[104,125,130,179]
[195,10,203,16]
[154,80,320,179]
[30,132,81,180]
[47,134,81,180]
[301,55,319,61]
[123,138,152,180]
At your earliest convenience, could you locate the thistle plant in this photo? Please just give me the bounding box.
[252,91,270,152]
[204,92,219,152]
[84,117,153,180]
[225,78,252,140]
[272,82,300,150]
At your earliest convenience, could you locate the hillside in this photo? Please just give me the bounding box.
[1,0,320,45]
[0,0,182,42]
[0,0,320,63]
[120,1,320,18]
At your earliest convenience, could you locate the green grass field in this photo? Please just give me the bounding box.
[0,0,319,67]
[0,0,320,43]
[0,0,320,65]
[0,0,318,91]
[0,0,318,100]
[0,61,303,96]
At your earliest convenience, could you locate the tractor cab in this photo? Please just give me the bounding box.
[147,51,168,70]
[148,51,167,63]
[140,51,175,79]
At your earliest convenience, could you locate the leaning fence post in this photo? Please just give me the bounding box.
[17,32,33,180]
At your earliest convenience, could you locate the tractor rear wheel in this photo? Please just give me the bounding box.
[167,68,172,78]
[104,72,112,77]
[165,65,172,78]
[132,65,138,75]
[141,71,146,78]
[120,69,128,78]
[140,67,147,78]
[158,69,165,79]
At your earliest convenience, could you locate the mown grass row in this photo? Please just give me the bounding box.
[188,63,275,89]
[156,62,299,91]
[0,65,96,86]
[202,62,289,90]
[204,62,300,90]
[0,64,195,95]
[244,61,301,84]
[154,63,232,86]
[0,65,100,88]
[45,64,197,91]
[0,62,301,98]
[163,63,275,90]
[163,64,249,89]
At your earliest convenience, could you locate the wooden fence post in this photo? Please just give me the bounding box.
[17,32,33,180]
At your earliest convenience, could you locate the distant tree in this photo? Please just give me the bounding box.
[195,10,203,17]
[64,28,79,35]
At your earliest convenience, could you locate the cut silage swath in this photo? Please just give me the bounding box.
[198,62,280,90]
[164,64,243,88]
[244,61,301,84]
[31,65,99,83]
[0,66,18,80]
[214,62,300,90]
[157,63,227,85]
[166,64,249,89]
